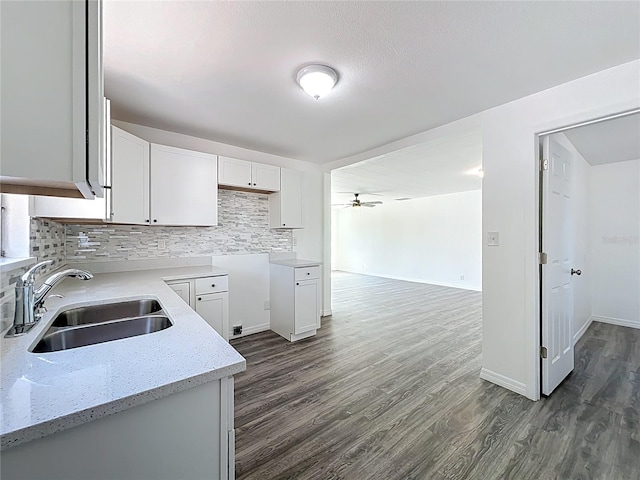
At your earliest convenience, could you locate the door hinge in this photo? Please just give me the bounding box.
[540,158,549,171]
[539,252,548,264]
[540,346,548,359]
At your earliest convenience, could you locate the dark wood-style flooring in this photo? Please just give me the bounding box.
[231,272,640,479]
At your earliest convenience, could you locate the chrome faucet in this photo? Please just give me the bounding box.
[6,260,93,337]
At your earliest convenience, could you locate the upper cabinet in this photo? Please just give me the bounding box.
[269,169,304,229]
[0,0,105,199]
[110,126,150,225]
[109,128,218,226]
[218,157,280,192]
[150,144,218,226]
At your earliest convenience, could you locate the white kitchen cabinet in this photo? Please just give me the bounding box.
[270,261,321,342]
[166,275,229,341]
[29,195,107,221]
[1,377,236,480]
[108,131,217,226]
[218,156,280,192]
[269,169,304,229]
[110,126,150,224]
[196,293,229,341]
[150,144,218,226]
[168,282,191,305]
[0,0,105,199]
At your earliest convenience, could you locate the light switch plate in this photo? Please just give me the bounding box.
[158,239,167,249]
[488,232,500,246]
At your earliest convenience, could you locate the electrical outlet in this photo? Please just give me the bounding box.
[233,325,242,336]
[264,300,270,310]
[158,239,167,249]
[460,274,465,281]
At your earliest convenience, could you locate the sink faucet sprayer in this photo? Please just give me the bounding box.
[6,260,93,337]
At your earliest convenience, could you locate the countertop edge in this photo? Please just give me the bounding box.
[0,358,246,451]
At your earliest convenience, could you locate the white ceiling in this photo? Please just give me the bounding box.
[104,1,640,164]
[331,127,482,204]
[564,113,640,166]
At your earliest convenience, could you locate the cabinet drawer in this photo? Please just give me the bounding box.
[195,275,229,294]
[294,266,320,281]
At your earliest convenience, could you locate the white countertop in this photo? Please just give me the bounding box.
[0,265,245,450]
[270,258,321,268]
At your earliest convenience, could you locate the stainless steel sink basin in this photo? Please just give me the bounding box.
[30,298,172,353]
[32,315,172,353]
[51,299,164,327]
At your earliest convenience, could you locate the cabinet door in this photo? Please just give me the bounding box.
[294,279,319,335]
[168,282,191,306]
[195,292,229,341]
[111,126,150,224]
[150,144,218,226]
[251,163,280,191]
[218,157,251,188]
[0,0,102,199]
[280,169,304,228]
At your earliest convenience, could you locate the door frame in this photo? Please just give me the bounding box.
[531,107,640,400]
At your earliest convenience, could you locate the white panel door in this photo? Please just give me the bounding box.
[150,144,217,226]
[110,126,149,224]
[195,292,229,341]
[218,156,251,188]
[280,169,304,228]
[542,136,575,395]
[294,279,319,334]
[251,163,280,191]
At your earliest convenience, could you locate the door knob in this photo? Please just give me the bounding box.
[571,268,582,276]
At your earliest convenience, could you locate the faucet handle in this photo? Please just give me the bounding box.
[20,260,54,286]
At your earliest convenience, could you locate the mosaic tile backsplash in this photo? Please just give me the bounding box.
[65,190,293,261]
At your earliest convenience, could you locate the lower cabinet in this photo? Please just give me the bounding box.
[1,377,236,480]
[195,292,229,342]
[167,275,229,341]
[270,262,321,342]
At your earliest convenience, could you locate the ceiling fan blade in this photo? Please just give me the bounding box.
[362,201,383,205]
[361,203,377,207]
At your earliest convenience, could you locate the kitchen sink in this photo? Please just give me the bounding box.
[30,298,172,353]
[50,299,164,327]
[32,315,172,353]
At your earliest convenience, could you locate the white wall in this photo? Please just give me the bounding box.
[481,59,640,399]
[550,133,592,342]
[589,159,640,328]
[334,190,482,291]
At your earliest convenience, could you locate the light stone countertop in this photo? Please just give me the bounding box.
[0,265,246,450]
[270,259,321,268]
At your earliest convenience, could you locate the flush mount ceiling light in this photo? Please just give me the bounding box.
[296,64,338,100]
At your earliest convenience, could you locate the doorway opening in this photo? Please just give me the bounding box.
[537,110,640,396]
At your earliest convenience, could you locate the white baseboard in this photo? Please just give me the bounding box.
[338,270,482,292]
[593,315,640,330]
[480,368,527,396]
[321,309,332,317]
[229,322,270,340]
[573,316,594,345]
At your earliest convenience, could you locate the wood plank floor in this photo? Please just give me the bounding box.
[231,272,640,480]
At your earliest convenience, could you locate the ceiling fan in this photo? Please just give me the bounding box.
[332,193,383,208]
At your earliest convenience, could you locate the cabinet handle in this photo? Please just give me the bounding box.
[211,284,215,288]
[198,297,202,301]
[253,183,256,186]
[153,219,158,223]
[282,224,286,226]
[307,272,310,275]
[145,219,150,223]
[248,182,251,186]
[296,282,299,286]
